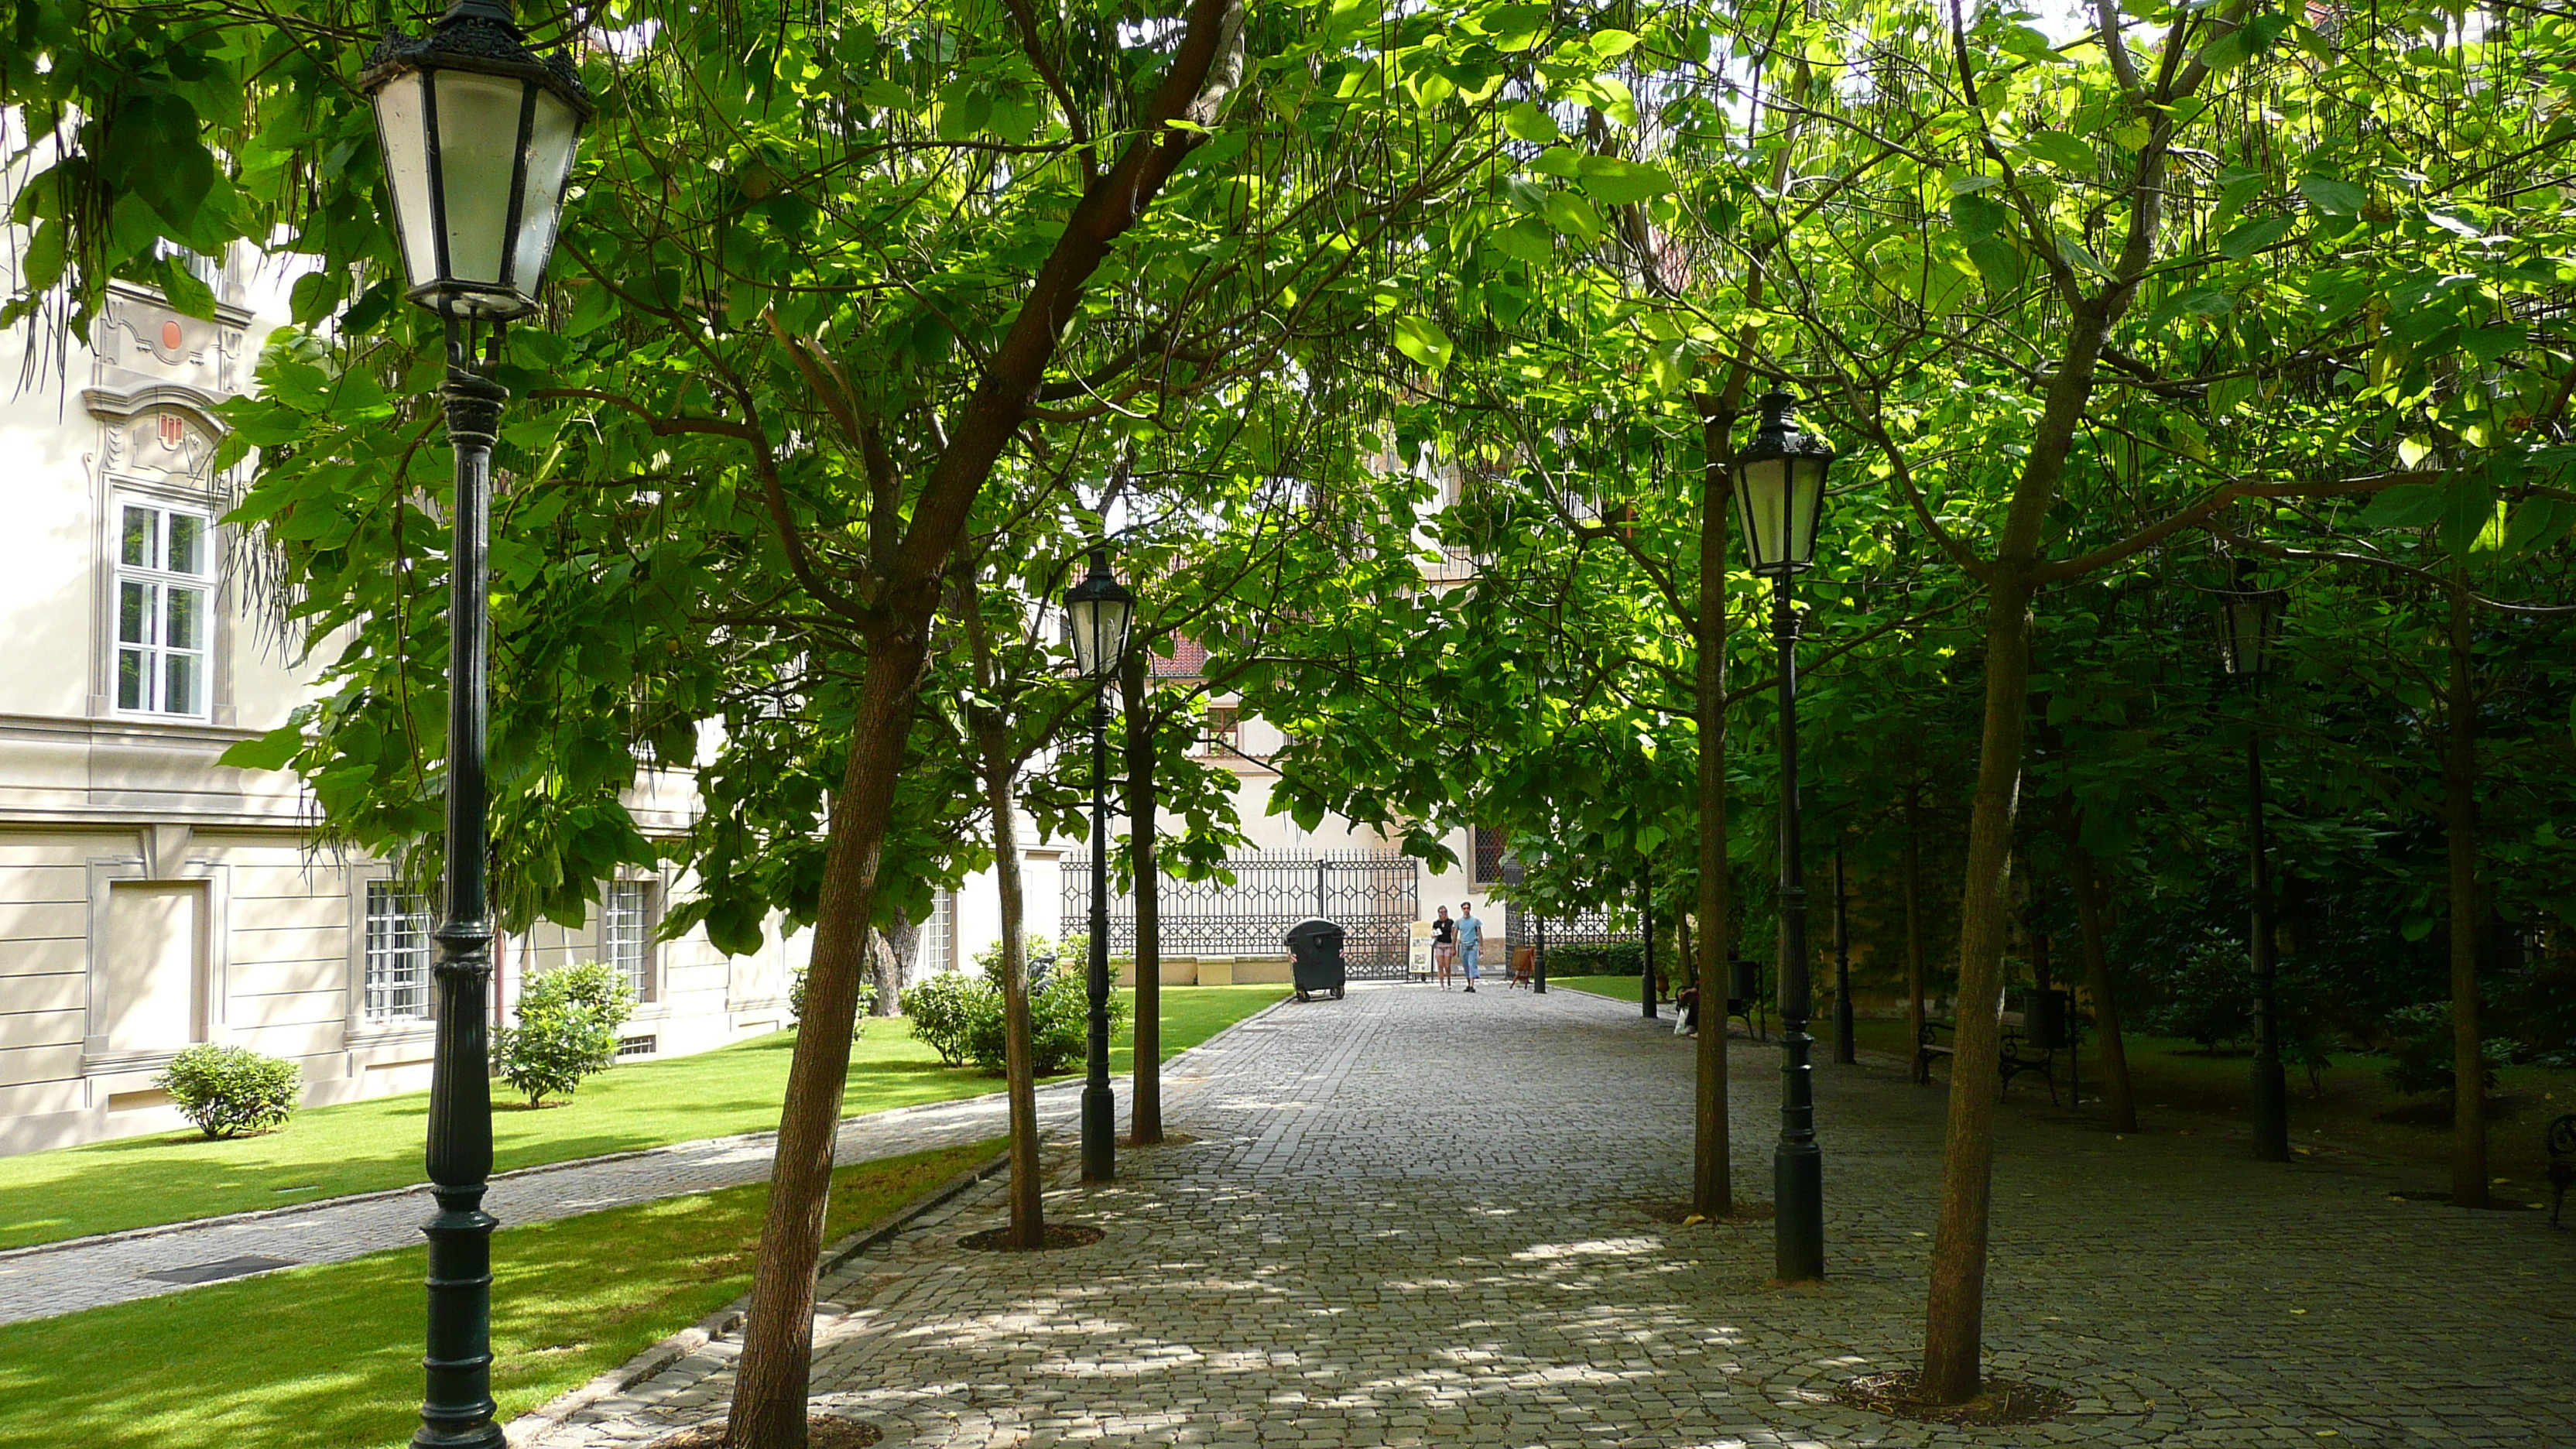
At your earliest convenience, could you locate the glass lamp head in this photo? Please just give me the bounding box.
[1731,391,1836,577]
[1065,547,1136,680]
[361,0,593,321]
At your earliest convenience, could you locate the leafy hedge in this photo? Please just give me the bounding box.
[496,962,635,1106]
[900,953,1125,1077]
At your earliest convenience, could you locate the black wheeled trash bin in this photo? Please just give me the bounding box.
[1284,918,1348,1002]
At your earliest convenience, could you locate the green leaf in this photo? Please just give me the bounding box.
[159,257,218,320]
[219,724,306,772]
[2218,214,2293,260]
[289,270,344,326]
[2208,375,2257,416]
[2016,130,2098,173]
[1389,314,1454,374]
[1488,215,1555,264]
[2297,175,2367,218]
[1540,190,1602,242]
[1945,171,2002,196]
[2499,498,2576,557]
[1502,101,1560,143]
[2438,478,2497,558]
[2356,484,2443,529]
[1574,156,1673,207]
[2461,327,2522,365]
[935,82,992,141]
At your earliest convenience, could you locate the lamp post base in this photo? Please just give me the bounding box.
[1081,1084,1115,1182]
[1773,1138,1824,1283]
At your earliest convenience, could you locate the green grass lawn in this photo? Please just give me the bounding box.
[0,1138,1003,1449]
[1547,974,1649,1001]
[0,985,1283,1251]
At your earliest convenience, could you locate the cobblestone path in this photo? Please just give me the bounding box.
[0,1077,1101,1326]
[532,982,2575,1449]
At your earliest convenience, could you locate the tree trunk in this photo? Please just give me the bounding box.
[2443,586,2487,1208]
[874,915,915,1016]
[1918,570,2038,1402]
[981,736,1047,1247]
[2062,835,2136,1133]
[1904,783,1927,1087]
[718,12,1246,1438]
[724,632,925,1449]
[1121,650,1163,1146]
[1691,416,1733,1218]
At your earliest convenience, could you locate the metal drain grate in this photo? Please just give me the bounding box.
[141,1254,298,1285]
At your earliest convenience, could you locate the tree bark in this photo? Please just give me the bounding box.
[724,634,925,1449]
[980,731,1046,1247]
[1904,781,1927,1086]
[2062,835,2136,1133]
[1691,416,1733,1218]
[1919,296,2113,1404]
[1122,649,1163,1146]
[721,11,1245,1440]
[874,914,915,1016]
[2443,586,2487,1208]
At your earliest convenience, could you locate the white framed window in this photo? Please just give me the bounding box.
[115,500,214,718]
[924,888,955,974]
[605,880,654,1002]
[364,882,433,1023]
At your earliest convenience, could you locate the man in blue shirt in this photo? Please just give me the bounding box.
[1455,902,1484,993]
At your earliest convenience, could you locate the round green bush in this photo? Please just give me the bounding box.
[495,962,636,1106]
[156,1044,302,1139]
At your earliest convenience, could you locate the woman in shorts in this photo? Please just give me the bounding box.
[1432,906,1458,988]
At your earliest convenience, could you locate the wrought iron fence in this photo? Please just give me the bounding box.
[1503,902,1642,971]
[1061,854,1420,978]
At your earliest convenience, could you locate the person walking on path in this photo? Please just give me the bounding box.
[1432,907,1458,989]
[1456,903,1484,993]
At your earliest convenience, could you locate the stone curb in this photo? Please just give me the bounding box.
[0,1084,1060,1266]
[504,1145,1016,1447]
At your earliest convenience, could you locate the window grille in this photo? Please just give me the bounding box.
[605,881,653,1000]
[364,882,432,1023]
[115,502,214,718]
[615,1034,657,1058]
[1473,826,1508,885]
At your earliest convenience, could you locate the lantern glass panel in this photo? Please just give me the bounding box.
[510,87,582,291]
[372,72,439,289]
[1735,454,1790,570]
[1068,598,1105,677]
[434,69,532,289]
[1787,455,1828,565]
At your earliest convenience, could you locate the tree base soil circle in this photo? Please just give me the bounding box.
[1836,1371,2074,1426]
[958,1222,1105,1252]
[649,1415,881,1448]
[1122,1131,1199,1148]
[1643,1201,1774,1225]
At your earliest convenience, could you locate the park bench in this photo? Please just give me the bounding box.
[1917,1003,2076,1107]
[2549,1113,2574,1229]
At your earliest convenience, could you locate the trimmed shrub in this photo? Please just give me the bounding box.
[1550,940,1646,981]
[496,962,635,1106]
[786,967,876,1034]
[2380,1002,2509,1100]
[964,969,1126,1077]
[156,1044,301,1139]
[900,972,992,1068]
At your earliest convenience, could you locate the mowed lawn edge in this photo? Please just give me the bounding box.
[0,1138,1006,1449]
[0,985,1284,1251]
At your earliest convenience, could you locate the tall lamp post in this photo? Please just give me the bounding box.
[1067,546,1136,1183]
[360,11,587,1444]
[1732,390,1834,1283]
[2218,566,2290,1163]
[361,8,587,1447]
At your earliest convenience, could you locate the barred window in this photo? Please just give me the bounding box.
[1473,826,1507,886]
[364,882,432,1023]
[605,881,653,1001]
[923,888,955,974]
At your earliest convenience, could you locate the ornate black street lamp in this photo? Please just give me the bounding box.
[360,5,587,1446]
[1733,390,1834,1283]
[2218,564,2290,1163]
[1067,545,1135,1183]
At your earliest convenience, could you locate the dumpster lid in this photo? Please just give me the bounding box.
[1283,916,1343,945]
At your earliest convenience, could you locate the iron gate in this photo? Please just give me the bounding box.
[1061,854,1420,978]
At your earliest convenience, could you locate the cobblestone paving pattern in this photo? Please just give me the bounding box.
[0,1077,1101,1325]
[530,983,2576,1449]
